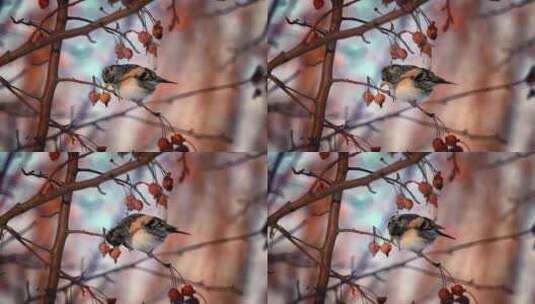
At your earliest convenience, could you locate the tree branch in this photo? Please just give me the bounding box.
[314,152,348,303]
[266,153,428,227]
[0,153,159,228]
[44,152,79,304]
[306,0,343,151]
[0,0,155,67]
[33,0,69,151]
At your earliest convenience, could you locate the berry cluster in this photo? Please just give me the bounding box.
[368,241,392,257]
[168,284,200,304]
[98,242,122,264]
[438,284,470,304]
[432,134,464,152]
[88,90,112,107]
[362,89,387,108]
[158,133,189,152]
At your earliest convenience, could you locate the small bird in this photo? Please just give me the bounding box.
[387,213,455,253]
[101,64,176,103]
[105,214,189,253]
[381,64,454,106]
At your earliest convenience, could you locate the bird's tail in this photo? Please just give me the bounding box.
[157,76,177,84]
[437,229,455,239]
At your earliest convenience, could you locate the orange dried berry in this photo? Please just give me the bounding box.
[368,242,380,257]
[418,182,433,196]
[380,242,392,256]
[432,137,447,152]
[168,288,182,301]
[115,43,125,58]
[49,151,60,161]
[39,0,49,9]
[427,193,438,207]
[100,92,111,106]
[170,133,185,145]
[163,174,174,191]
[147,43,158,56]
[138,31,151,45]
[412,31,427,47]
[395,195,405,209]
[427,21,438,40]
[88,90,100,105]
[157,194,168,208]
[451,284,465,296]
[403,198,414,210]
[374,92,386,107]
[319,152,330,160]
[181,284,195,297]
[313,0,325,10]
[390,44,408,60]
[32,31,46,42]
[122,47,133,59]
[98,241,110,257]
[152,21,163,39]
[148,183,162,197]
[362,90,374,106]
[432,172,444,190]
[438,288,452,301]
[421,43,432,57]
[109,247,121,263]
[444,134,458,146]
[157,137,172,151]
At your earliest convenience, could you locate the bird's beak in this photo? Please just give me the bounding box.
[157,76,177,84]
[436,77,456,85]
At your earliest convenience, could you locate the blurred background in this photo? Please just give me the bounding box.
[267,152,534,303]
[268,0,535,151]
[0,0,266,151]
[0,152,266,303]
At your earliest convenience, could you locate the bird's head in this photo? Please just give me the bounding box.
[387,214,406,237]
[381,64,405,84]
[105,226,125,247]
[102,65,120,84]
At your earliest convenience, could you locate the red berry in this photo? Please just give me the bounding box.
[428,193,438,207]
[418,182,433,196]
[148,183,162,197]
[98,242,110,257]
[147,43,157,56]
[168,288,182,300]
[138,31,151,45]
[403,198,414,209]
[39,0,49,9]
[157,194,168,207]
[115,43,125,58]
[49,152,60,161]
[368,242,380,256]
[438,288,452,300]
[362,91,374,106]
[171,133,185,145]
[319,152,330,160]
[433,172,444,190]
[427,21,438,40]
[374,92,386,107]
[390,44,408,60]
[88,90,100,105]
[109,247,121,263]
[412,31,427,47]
[181,284,195,296]
[421,43,432,57]
[163,174,174,191]
[445,134,458,146]
[152,21,163,39]
[313,0,325,10]
[380,242,392,256]
[100,92,111,106]
[122,47,133,59]
[157,137,172,151]
[451,284,465,296]
[432,137,447,152]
